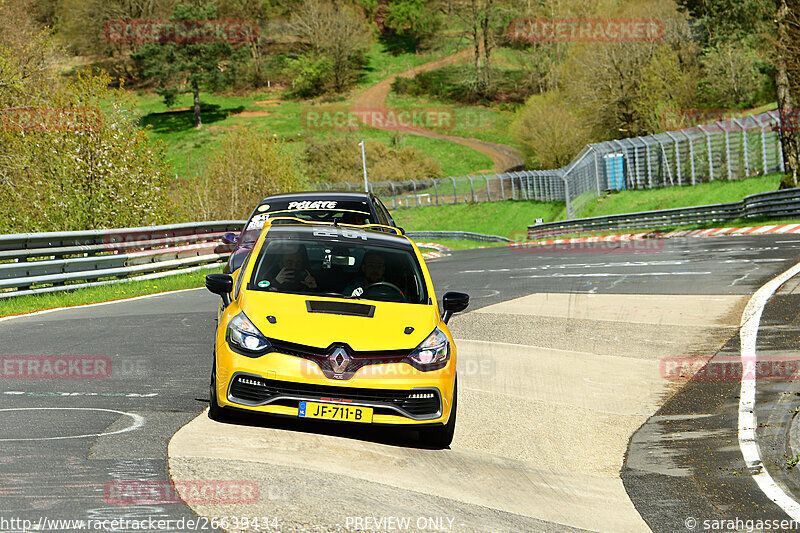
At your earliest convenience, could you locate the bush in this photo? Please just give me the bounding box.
[511,91,592,169]
[391,65,538,104]
[183,128,307,221]
[0,2,175,233]
[303,136,441,184]
[286,52,336,98]
[0,71,174,233]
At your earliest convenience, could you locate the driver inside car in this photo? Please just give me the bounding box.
[343,251,400,299]
[269,248,318,292]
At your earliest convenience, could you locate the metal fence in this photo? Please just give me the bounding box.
[322,110,785,219]
[406,231,512,243]
[0,221,244,299]
[527,188,800,239]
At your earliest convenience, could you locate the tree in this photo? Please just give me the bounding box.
[302,136,440,184]
[54,0,177,80]
[676,0,800,184]
[384,0,440,52]
[512,91,592,169]
[774,0,800,185]
[132,2,249,128]
[289,0,373,94]
[699,41,769,107]
[187,128,306,220]
[0,0,175,232]
[562,0,699,138]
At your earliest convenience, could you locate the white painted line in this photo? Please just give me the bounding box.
[0,407,144,442]
[510,272,711,279]
[0,287,205,324]
[738,261,800,520]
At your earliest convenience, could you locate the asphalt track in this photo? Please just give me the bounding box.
[2,235,800,532]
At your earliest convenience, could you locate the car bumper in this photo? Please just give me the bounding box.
[214,343,456,426]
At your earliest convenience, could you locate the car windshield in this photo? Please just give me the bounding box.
[240,210,375,246]
[248,236,428,304]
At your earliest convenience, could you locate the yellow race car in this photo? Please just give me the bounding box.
[205,218,469,447]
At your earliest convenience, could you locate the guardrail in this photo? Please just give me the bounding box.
[0,221,245,299]
[527,188,800,239]
[407,231,512,243]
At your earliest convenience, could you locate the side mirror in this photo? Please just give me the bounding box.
[206,273,233,307]
[441,292,469,324]
[221,232,239,245]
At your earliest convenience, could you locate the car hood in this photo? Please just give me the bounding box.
[240,291,439,351]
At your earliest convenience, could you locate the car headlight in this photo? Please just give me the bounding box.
[409,328,450,369]
[226,312,271,356]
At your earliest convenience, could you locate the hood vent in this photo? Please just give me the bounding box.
[306,300,375,317]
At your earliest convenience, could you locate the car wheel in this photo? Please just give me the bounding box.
[419,379,457,448]
[208,359,230,422]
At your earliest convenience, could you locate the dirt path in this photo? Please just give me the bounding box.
[353,49,525,174]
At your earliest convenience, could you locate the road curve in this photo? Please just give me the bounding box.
[353,50,525,174]
[167,236,800,532]
[4,235,800,532]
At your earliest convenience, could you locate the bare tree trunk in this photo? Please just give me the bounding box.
[776,0,800,185]
[481,1,492,90]
[192,81,202,129]
[472,0,481,90]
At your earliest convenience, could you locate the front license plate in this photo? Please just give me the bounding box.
[298,401,373,423]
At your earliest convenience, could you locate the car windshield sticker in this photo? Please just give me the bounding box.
[313,228,339,238]
[258,280,270,288]
[313,227,369,240]
[247,214,269,230]
[341,228,368,240]
[287,201,338,210]
[257,204,270,212]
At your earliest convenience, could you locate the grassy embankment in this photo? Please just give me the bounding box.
[395,173,784,243]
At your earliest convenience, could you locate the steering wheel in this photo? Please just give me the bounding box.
[363,282,405,302]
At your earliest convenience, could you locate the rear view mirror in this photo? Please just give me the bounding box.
[221,232,239,245]
[206,274,233,306]
[441,292,469,324]
[332,255,356,267]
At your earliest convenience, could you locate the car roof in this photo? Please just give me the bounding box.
[262,224,414,251]
[249,192,376,217]
[259,191,374,203]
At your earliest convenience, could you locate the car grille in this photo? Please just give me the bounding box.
[266,338,417,379]
[228,374,441,418]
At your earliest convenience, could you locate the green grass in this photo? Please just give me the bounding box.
[357,41,461,88]
[392,200,565,241]
[385,92,518,148]
[391,173,785,240]
[0,266,221,318]
[578,174,782,219]
[413,238,507,251]
[135,91,493,179]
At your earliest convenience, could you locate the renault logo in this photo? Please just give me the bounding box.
[329,347,350,374]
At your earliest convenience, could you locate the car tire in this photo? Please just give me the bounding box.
[419,379,457,448]
[208,360,230,422]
